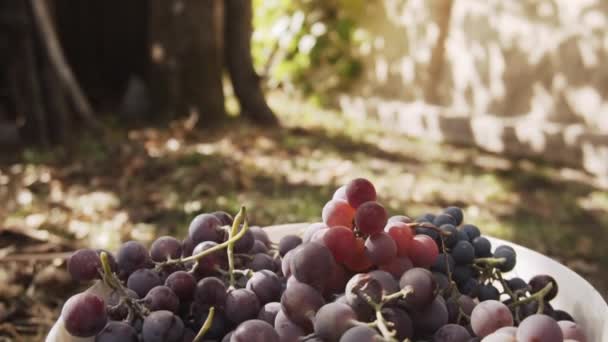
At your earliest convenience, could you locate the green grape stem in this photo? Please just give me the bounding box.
[507,282,554,308]
[473,257,506,267]
[227,207,246,288]
[193,306,215,342]
[99,251,149,318]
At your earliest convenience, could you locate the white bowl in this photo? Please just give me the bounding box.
[47,223,608,342]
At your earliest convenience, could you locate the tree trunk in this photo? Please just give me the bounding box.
[225,0,278,125]
[149,0,226,122]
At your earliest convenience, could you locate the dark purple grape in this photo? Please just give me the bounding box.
[553,310,574,322]
[291,242,335,289]
[387,215,413,224]
[188,213,222,244]
[280,279,324,331]
[281,248,297,278]
[520,300,554,318]
[116,241,151,278]
[150,236,182,262]
[335,294,374,322]
[180,328,196,342]
[365,232,397,265]
[258,302,281,326]
[345,273,383,306]
[557,320,586,342]
[379,256,413,279]
[191,241,224,275]
[415,226,440,240]
[381,307,413,340]
[493,245,516,272]
[439,224,459,248]
[478,284,500,301]
[249,226,271,248]
[212,211,234,226]
[412,296,449,335]
[443,207,464,226]
[278,235,303,257]
[144,285,180,313]
[433,213,457,227]
[345,178,376,209]
[505,277,528,295]
[368,270,399,295]
[195,277,227,307]
[528,275,558,301]
[192,309,229,340]
[432,253,455,275]
[248,253,276,272]
[231,319,279,342]
[472,237,492,258]
[127,268,162,298]
[459,278,479,297]
[433,272,451,296]
[62,292,107,337]
[142,310,184,342]
[433,323,471,342]
[231,226,255,254]
[106,289,138,321]
[250,240,269,254]
[339,326,380,342]
[516,314,563,342]
[68,249,101,282]
[182,238,195,257]
[399,268,437,309]
[460,224,480,241]
[355,201,388,235]
[95,321,138,342]
[275,310,306,340]
[314,302,357,342]
[164,271,196,302]
[470,300,513,337]
[452,265,475,285]
[225,289,261,325]
[246,270,282,304]
[415,213,435,223]
[452,240,475,265]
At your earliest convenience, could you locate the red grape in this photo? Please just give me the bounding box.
[385,222,414,256]
[345,178,376,208]
[365,232,397,265]
[61,292,107,337]
[516,314,563,342]
[379,256,413,279]
[343,238,373,272]
[322,199,355,228]
[355,201,388,235]
[332,185,348,201]
[409,234,439,268]
[322,226,357,263]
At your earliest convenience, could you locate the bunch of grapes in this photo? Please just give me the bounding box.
[59,178,587,342]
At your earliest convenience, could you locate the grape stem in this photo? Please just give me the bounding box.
[193,306,215,342]
[507,282,553,308]
[158,207,249,268]
[353,286,413,342]
[473,257,506,267]
[227,207,246,288]
[99,252,149,319]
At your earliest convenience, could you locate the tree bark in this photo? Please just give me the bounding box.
[225,0,278,125]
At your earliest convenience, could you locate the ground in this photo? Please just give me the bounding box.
[1,94,607,340]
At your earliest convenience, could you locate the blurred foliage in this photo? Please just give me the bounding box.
[252,0,368,104]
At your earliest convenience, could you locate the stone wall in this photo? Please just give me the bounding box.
[338,0,608,184]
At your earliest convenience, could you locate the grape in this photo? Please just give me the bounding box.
[188,213,222,244]
[432,253,455,275]
[381,307,413,340]
[181,328,196,342]
[250,240,269,254]
[68,248,102,282]
[399,268,437,309]
[452,265,475,285]
[231,226,255,254]
[365,232,397,265]
[324,263,349,296]
[345,273,383,305]
[343,237,373,272]
[322,226,357,263]
[379,256,413,279]
[278,235,303,257]
[558,320,587,342]
[528,275,558,301]
[274,310,306,340]
[322,199,356,228]
[433,323,471,342]
[246,270,282,304]
[314,302,357,342]
[212,211,234,226]
[345,178,376,208]
[385,222,414,256]
[142,310,184,342]
[505,277,528,294]
[225,289,261,325]
[231,319,279,342]
[164,271,196,302]
[482,332,516,342]
[495,326,517,336]
[553,310,574,322]
[281,248,297,277]
[470,300,513,337]
[387,215,413,224]
[95,321,138,342]
[434,213,457,227]
[412,296,448,335]
[258,302,281,325]
[106,289,138,321]
[195,276,227,307]
[150,236,182,262]
[291,242,335,289]
[116,241,151,278]
[191,308,229,339]
[336,294,374,322]
[302,222,328,243]
[249,226,272,248]
[355,201,388,235]
[144,285,180,313]
[333,185,348,200]
[248,253,276,272]
[416,226,440,241]
[433,272,451,296]
[368,270,399,295]
[460,224,480,241]
[455,230,469,242]
[493,245,516,272]
[519,300,554,318]
[472,236,492,258]
[339,326,380,342]
[458,295,476,316]
[182,238,195,257]
[280,279,325,331]
[409,234,439,268]
[516,314,563,342]
[127,268,162,298]
[415,213,435,223]
[477,284,500,301]
[452,240,475,265]
[62,292,107,337]
[310,227,329,244]
[436,224,457,248]
[191,241,224,275]
[222,332,233,342]
[443,207,464,226]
